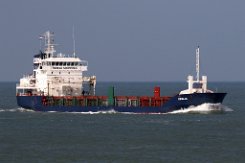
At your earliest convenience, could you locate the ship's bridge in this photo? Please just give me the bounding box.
[32,51,88,72]
[40,56,88,71]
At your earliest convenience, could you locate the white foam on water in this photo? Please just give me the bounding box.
[169,103,233,114]
[67,109,118,115]
[17,108,36,112]
[0,108,35,113]
[34,104,234,115]
[0,104,233,115]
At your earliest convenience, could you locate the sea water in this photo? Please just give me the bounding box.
[0,82,244,162]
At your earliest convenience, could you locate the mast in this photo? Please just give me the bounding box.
[43,31,56,57]
[196,46,200,82]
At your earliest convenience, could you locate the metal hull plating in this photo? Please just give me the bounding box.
[16,93,226,113]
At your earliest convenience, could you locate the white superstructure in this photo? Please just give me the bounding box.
[180,46,213,95]
[16,31,96,96]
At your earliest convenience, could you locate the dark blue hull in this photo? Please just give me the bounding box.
[16,93,226,113]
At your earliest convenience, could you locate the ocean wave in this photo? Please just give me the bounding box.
[169,103,233,114]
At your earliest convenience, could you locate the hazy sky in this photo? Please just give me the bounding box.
[0,0,244,82]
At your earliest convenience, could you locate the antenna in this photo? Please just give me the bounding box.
[196,45,200,82]
[39,35,43,51]
[72,26,76,57]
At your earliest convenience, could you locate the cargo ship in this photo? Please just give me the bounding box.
[16,31,226,113]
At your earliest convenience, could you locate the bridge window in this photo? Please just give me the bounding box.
[34,63,38,69]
